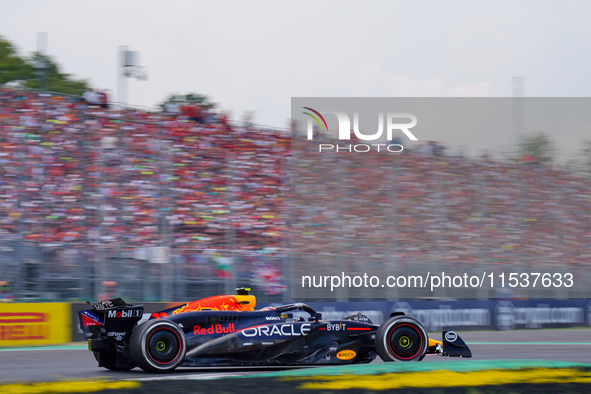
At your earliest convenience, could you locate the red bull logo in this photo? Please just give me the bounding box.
[193,323,236,336]
[172,295,255,315]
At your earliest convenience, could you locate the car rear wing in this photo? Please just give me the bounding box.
[78,298,144,340]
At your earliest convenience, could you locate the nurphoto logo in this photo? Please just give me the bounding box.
[302,107,419,153]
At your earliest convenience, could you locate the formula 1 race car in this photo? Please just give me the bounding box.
[78,288,471,373]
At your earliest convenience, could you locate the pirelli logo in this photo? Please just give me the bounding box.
[0,303,70,345]
[0,312,49,341]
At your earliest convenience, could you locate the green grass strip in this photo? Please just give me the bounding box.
[235,360,591,379]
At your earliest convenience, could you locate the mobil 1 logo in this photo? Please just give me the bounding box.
[107,309,143,319]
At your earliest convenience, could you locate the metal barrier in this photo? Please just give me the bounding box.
[0,240,291,303]
[2,239,589,302]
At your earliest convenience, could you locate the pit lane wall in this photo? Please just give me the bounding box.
[0,303,70,346]
[2,300,591,346]
[275,299,591,332]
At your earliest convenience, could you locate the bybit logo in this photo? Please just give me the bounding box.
[303,107,418,153]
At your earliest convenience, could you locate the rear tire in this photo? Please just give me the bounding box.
[376,316,428,362]
[129,319,186,373]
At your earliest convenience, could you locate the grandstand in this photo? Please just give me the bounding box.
[0,87,289,302]
[1,87,590,302]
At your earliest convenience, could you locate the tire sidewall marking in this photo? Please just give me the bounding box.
[381,320,426,361]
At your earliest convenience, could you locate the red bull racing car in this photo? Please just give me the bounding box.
[78,288,471,373]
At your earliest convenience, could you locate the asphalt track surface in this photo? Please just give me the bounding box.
[1,329,590,384]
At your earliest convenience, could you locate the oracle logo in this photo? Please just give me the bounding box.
[241,323,311,337]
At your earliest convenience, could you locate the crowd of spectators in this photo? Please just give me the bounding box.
[1,87,590,279]
[0,88,289,255]
[291,133,591,274]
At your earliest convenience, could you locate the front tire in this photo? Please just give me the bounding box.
[129,319,186,373]
[376,316,428,362]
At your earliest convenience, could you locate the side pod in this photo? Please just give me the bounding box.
[442,331,472,357]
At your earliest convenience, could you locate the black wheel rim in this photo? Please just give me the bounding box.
[387,324,423,360]
[147,328,181,365]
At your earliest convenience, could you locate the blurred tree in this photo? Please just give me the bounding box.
[159,92,217,110]
[519,132,555,164]
[0,36,88,95]
[25,52,88,95]
[0,37,34,84]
